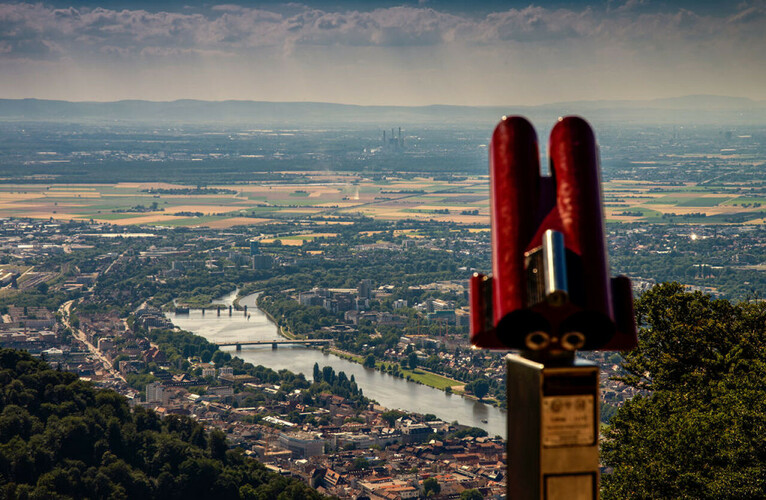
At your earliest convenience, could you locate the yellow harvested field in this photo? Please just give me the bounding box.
[385,183,435,189]
[0,201,70,211]
[218,185,265,193]
[0,176,758,228]
[151,194,246,200]
[203,217,274,228]
[260,238,304,246]
[95,214,186,225]
[279,208,324,214]
[432,214,489,224]
[417,205,479,212]
[433,192,488,198]
[22,212,81,221]
[304,220,354,225]
[314,202,358,208]
[0,192,45,202]
[607,215,645,222]
[354,209,410,219]
[44,192,101,198]
[103,193,165,198]
[114,182,190,189]
[260,233,337,245]
[165,204,249,214]
[300,233,338,239]
[651,205,750,216]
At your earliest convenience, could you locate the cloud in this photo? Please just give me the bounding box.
[476,7,596,43]
[0,1,763,106]
[0,2,762,62]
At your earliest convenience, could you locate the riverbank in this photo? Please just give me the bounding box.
[246,293,499,405]
[327,347,464,392]
[168,292,507,436]
[244,292,467,394]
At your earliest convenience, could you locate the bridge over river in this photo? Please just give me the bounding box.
[214,339,332,350]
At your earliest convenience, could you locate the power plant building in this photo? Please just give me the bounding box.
[382,127,405,152]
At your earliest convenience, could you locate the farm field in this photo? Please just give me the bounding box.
[0,173,763,231]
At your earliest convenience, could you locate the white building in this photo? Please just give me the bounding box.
[145,382,165,404]
[278,431,325,458]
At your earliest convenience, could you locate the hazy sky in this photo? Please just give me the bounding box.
[0,0,764,105]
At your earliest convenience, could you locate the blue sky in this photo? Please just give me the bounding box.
[0,1,764,104]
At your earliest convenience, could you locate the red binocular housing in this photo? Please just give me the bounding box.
[470,116,637,352]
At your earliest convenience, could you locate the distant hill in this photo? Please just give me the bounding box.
[0,95,764,126]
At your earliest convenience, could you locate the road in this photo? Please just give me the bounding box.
[103,250,128,275]
[60,300,128,384]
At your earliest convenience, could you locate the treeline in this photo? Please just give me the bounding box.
[146,328,228,366]
[142,187,237,195]
[253,253,467,297]
[257,294,338,335]
[142,326,365,408]
[0,349,323,499]
[610,252,766,299]
[311,364,366,406]
[0,287,79,311]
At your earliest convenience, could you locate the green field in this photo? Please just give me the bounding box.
[723,197,766,206]
[645,195,732,207]
[644,195,692,205]
[675,197,732,207]
[400,368,460,390]
[91,213,157,220]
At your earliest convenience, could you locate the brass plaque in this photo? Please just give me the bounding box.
[542,395,594,447]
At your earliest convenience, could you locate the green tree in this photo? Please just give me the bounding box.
[408,351,418,370]
[601,283,766,499]
[381,410,405,427]
[363,354,376,368]
[460,489,483,500]
[423,477,441,497]
[468,379,489,400]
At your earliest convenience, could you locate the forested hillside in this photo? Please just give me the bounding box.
[0,349,324,500]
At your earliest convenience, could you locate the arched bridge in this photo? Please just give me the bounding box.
[215,339,332,350]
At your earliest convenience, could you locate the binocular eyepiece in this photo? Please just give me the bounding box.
[470,116,637,354]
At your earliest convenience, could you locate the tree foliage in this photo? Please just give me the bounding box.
[363,354,376,368]
[466,379,489,400]
[0,349,323,500]
[422,477,441,496]
[460,489,483,500]
[602,283,766,499]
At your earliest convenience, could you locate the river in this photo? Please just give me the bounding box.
[168,290,507,437]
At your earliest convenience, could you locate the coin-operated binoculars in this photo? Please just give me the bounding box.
[469,116,637,500]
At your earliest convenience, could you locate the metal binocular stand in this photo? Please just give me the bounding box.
[469,116,638,500]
